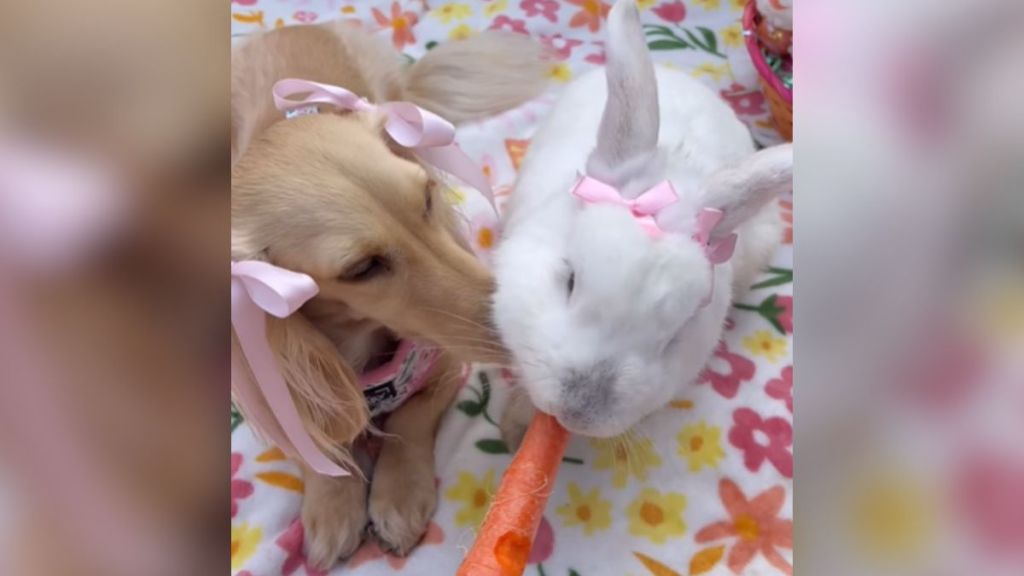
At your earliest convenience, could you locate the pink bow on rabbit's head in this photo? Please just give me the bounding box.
[570,174,737,264]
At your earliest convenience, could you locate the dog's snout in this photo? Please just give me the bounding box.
[557,361,617,429]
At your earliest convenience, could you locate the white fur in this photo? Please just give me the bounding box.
[493,0,792,438]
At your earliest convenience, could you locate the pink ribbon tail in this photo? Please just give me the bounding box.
[231,261,350,477]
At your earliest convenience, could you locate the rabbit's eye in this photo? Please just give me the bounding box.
[566,270,576,296]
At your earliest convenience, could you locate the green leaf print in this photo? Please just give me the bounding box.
[750,267,793,290]
[648,39,691,51]
[476,438,511,454]
[696,26,719,55]
[457,399,483,417]
[231,403,243,432]
[643,23,724,58]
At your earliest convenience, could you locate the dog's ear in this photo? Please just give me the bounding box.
[265,313,369,468]
[232,311,369,473]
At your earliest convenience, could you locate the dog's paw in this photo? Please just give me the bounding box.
[368,445,437,556]
[302,474,368,570]
[499,387,536,452]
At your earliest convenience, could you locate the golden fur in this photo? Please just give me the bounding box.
[231,22,546,567]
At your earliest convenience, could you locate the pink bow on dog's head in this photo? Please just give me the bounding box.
[272,78,495,212]
[231,260,352,477]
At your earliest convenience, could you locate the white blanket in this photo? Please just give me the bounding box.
[231,2,792,575]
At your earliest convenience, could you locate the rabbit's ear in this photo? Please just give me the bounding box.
[699,144,793,241]
[585,0,660,194]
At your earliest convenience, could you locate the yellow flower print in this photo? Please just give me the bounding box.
[626,488,687,544]
[730,0,745,11]
[445,469,497,528]
[556,483,613,536]
[231,522,262,571]
[693,0,721,10]
[341,5,357,15]
[591,435,662,488]
[636,0,657,9]
[743,330,789,362]
[548,62,572,83]
[432,2,472,24]
[692,62,731,82]
[443,186,466,205]
[484,0,508,17]
[677,421,726,471]
[721,23,743,48]
[449,24,476,41]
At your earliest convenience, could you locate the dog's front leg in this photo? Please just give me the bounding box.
[301,466,368,569]
[368,358,461,555]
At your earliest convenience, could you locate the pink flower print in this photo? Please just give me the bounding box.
[489,15,529,35]
[521,0,559,23]
[231,453,254,518]
[720,83,767,116]
[699,340,756,399]
[765,365,793,413]
[584,41,606,64]
[494,184,514,214]
[232,0,258,5]
[293,10,318,23]
[729,408,793,478]
[276,520,327,576]
[776,295,793,333]
[652,1,687,24]
[541,33,584,60]
[528,516,555,564]
[348,522,445,569]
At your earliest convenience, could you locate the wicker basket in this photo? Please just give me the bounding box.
[743,0,792,141]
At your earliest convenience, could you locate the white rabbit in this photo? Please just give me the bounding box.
[493,0,793,441]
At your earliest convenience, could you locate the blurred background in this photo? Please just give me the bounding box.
[0,0,1020,575]
[797,0,1024,575]
[0,0,228,574]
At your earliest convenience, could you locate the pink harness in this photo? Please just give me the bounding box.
[359,340,441,417]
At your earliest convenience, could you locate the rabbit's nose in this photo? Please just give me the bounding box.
[558,361,617,427]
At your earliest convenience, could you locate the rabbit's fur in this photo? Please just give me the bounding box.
[493,0,792,440]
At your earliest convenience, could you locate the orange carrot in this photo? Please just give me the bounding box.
[457,412,570,576]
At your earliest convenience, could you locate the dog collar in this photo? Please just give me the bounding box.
[359,340,441,417]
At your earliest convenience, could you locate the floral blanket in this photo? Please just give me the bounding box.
[231,1,792,575]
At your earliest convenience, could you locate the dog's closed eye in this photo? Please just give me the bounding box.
[424,180,435,218]
[339,255,390,282]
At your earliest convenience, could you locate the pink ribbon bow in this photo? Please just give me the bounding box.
[571,175,739,308]
[571,175,679,237]
[231,260,351,477]
[273,78,495,212]
[693,207,737,264]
